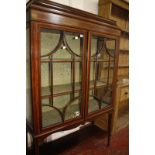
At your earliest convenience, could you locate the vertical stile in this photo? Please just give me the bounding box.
[49,55,53,106]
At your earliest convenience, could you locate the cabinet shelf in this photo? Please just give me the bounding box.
[121,30,129,36]
[41,59,114,63]
[120,49,129,53]
[41,58,82,63]
[118,64,129,68]
[90,60,114,62]
[41,82,81,98]
[104,64,128,69]
[41,81,107,98]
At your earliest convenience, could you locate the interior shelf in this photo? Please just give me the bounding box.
[121,29,129,35]
[104,64,128,69]
[118,64,129,68]
[41,58,82,63]
[120,49,129,53]
[118,75,129,79]
[41,81,107,98]
[41,59,115,63]
[110,0,129,11]
[41,82,81,98]
[90,59,114,62]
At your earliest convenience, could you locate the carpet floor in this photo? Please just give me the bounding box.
[33,125,129,155]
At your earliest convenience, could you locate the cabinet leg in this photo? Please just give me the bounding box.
[26,128,28,154]
[33,138,40,155]
[107,113,112,146]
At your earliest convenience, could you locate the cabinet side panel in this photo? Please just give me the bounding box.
[26,28,33,126]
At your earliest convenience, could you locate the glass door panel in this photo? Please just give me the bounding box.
[88,35,116,114]
[40,28,84,128]
[41,92,81,128]
[88,89,111,113]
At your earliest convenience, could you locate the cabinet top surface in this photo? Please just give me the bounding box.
[27,0,121,31]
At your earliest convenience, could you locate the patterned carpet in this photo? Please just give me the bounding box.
[38,125,129,155]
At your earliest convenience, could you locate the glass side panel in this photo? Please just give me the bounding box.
[88,35,116,114]
[26,28,33,126]
[88,86,113,113]
[40,29,84,128]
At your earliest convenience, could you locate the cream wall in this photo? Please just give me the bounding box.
[26,0,99,14]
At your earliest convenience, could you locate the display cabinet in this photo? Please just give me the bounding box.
[26,0,121,154]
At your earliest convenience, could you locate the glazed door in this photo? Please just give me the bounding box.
[87,33,116,115]
[40,27,86,129]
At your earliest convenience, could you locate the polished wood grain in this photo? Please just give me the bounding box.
[27,0,116,25]
[30,22,41,134]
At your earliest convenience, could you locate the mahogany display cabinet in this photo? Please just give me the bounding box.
[26,0,121,154]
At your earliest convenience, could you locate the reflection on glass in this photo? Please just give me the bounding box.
[88,36,116,113]
[40,29,84,128]
[65,32,83,57]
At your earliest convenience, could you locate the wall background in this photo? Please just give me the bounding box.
[26,0,99,14]
[26,0,129,14]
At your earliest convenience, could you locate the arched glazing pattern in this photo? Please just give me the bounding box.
[88,35,116,113]
[41,29,83,58]
[40,28,84,128]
